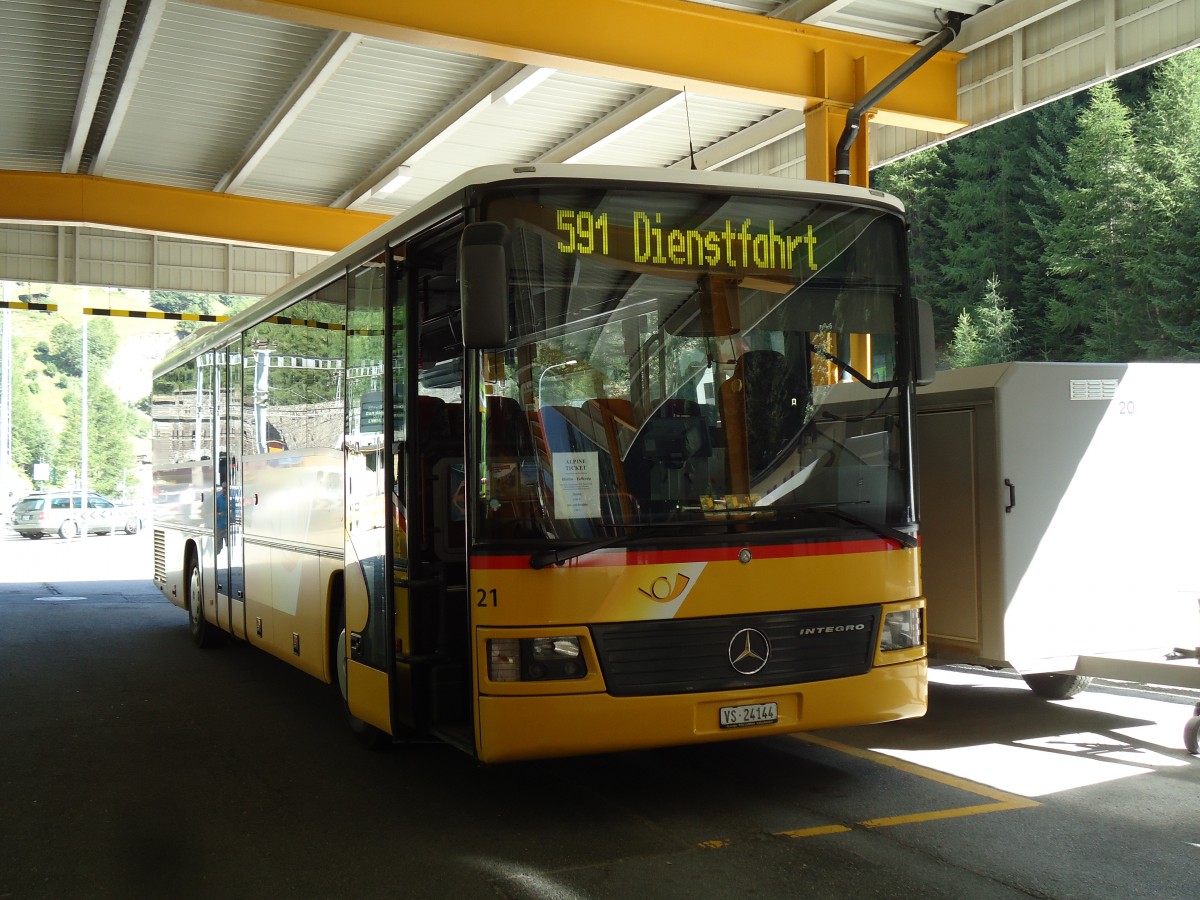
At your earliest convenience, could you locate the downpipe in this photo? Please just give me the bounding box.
[834,12,966,185]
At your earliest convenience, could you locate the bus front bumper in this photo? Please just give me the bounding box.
[476,658,926,763]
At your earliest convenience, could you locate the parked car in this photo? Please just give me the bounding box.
[9,490,142,539]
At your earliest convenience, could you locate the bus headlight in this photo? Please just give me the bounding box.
[881,608,923,651]
[487,636,587,681]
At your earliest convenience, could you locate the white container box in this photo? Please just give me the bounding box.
[916,362,1200,694]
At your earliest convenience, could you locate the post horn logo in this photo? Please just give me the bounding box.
[728,628,770,675]
[638,573,690,603]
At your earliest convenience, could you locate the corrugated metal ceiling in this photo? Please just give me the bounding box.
[2,0,1199,256]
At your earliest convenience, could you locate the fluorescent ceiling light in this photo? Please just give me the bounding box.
[566,92,684,163]
[502,67,556,105]
[376,166,412,194]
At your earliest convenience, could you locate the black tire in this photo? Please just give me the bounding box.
[58,519,80,540]
[1022,672,1093,699]
[124,517,140,535]
[186,554,219,648]
[23,533,44,540]
[1184,714,1200,756]
[334,605,389,749]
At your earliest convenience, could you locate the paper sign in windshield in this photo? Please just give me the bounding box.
[553,451,600,519]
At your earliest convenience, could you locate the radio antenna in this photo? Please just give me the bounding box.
[683,89,697,170]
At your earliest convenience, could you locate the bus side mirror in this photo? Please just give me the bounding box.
[915,299,936,386]
[460,221,510,349]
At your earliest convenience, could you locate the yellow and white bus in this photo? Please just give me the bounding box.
[151,165,935,762]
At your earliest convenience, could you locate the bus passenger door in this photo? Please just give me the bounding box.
[389,239,471,747]
[197,351,219,628]
[342,256,395,734]
[216,340,246,638]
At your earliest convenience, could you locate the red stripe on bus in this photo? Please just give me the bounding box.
[470,537,913,569]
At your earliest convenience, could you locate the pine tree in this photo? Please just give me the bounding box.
[938,120,1030,319]
[1044,83,1165,361]
[946,276,1019,367]
[871,145,953,331]
[1018,99,1078,359]
[1134,48,1200,358]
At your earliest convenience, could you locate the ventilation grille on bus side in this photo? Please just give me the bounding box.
[590,607,880,697]
[153,530,166,584]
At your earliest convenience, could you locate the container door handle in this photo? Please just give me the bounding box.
[1004,478,1016,513]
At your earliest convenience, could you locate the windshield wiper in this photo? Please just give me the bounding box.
[529,524,702,569]
[806,342,889,389]
[772,501,912,549]
[820,505,916,548]
[530,504,915,568]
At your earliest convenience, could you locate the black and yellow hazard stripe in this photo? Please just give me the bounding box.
[84,307,230,322]
[263,315,345,330]
[81,308,349,330]
[0,300,58,312]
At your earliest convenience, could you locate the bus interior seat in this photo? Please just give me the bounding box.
[635,398,711,469]
[718,349,809,477]
[443,401,464,440]
[481,396,540,537]
[485,396,534,458]
[416,395,450,442]
[415,395,465,564]
[580,398,637,459]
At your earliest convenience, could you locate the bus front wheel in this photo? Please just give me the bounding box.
[187,555,218,649]
[334,607,388,749]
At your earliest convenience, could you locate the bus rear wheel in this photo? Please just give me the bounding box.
[1022,672,1092,699]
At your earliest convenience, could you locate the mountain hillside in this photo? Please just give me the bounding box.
[2,283,230,500]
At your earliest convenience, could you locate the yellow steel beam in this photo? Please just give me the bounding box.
[194,0,965,134]
[805,102,870,185]
[0,172,388,253]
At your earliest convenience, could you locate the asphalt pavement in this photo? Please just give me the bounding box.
[2,526,1199,900]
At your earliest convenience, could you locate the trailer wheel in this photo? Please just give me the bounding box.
[1022,672,1093,699]
[1185,713,1200,756]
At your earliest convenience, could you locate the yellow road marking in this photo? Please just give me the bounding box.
[776,824,854,839]
[778,732,1040,837]
[794,732,1039,804]
[698,732,1041,848]
[860,799,1039,829]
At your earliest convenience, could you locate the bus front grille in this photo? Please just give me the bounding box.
[590,607,879,697]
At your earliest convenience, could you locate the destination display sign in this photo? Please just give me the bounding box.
[554,208,819,275]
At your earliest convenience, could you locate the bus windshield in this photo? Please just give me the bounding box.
[474,184,914,544]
